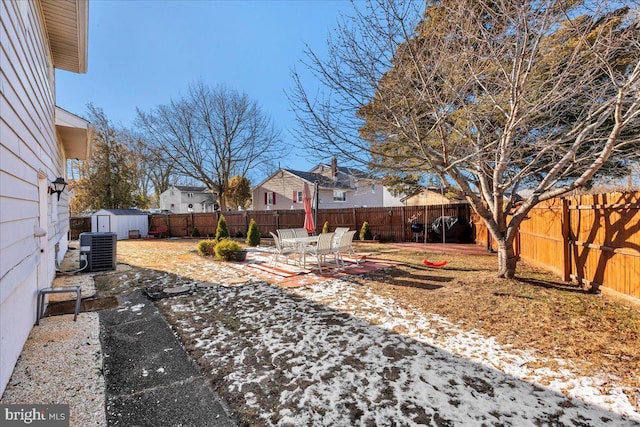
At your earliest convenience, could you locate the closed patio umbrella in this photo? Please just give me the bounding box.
[303,182,315,233]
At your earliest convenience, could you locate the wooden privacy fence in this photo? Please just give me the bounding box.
[69,216,91,239]
[473,191,640,300]
[149,204,471,242]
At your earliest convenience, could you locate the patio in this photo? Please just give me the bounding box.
[236,247,401,287]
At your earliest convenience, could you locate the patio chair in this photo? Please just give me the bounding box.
[332,227,349,249]
[334,227,349,236]
[277,229,296,249]
[269,232,298,267]
[335,230,359,265]
[292,228,309,238]
[306,232,335,272]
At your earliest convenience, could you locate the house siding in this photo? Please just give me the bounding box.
[0,0,69,396]
[253,168,405,210]
[403,190,458,206]
[253,171,306,210]
[160,186,216,213]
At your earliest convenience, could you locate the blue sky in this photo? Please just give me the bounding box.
[56,0,357,176]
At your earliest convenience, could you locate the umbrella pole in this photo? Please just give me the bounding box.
[313,181,319,235]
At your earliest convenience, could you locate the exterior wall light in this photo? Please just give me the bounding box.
[49,177,68,201]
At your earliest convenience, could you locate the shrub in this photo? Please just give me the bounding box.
[322,221,330,234]
[246,219,261,247]
[215,215,230,241]
[234,230,244,238]
[214,238,242,261]
[197,239,216,256]
[359,221,373,241]
[192,227,201,238]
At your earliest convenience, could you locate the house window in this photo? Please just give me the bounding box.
[265,191,276,205]
[187,193,193,198]
[333,190,346,202]
[293,191,303,203]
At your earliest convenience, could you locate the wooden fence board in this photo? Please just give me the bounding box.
[466,191,638,300]
[149,204,470,242]
[69,217,91,239]
[76,191,638,299]
[519,199,566,277]
[566,192,640,298]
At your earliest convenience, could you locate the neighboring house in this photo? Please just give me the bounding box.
[401,187,468,206]
[0,0,90,396]
[252,159,405,210]
[159,185,218,213]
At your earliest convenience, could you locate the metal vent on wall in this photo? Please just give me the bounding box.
[79,232,117,272]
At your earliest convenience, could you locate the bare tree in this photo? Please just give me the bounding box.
[134,135,175,206]
[290,0,640,278]
[137,81,283,210]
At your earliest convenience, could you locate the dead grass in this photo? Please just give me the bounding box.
[109,239,640,408]
[355,244,640,403]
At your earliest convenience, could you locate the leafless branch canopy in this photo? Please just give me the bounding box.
[137,81,284,209]
[290,0,639,277]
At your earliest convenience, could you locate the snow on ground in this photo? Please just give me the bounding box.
[158,277,640,427]
[293,280,640,422]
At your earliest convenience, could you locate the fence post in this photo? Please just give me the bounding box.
[401,206,406,241]
[561,198,571,282]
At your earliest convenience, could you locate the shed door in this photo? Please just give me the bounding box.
[97,215,111,232]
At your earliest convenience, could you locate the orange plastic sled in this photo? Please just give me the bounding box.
[423,259,448,267]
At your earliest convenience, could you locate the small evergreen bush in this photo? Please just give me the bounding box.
[192,227,201,238]
[214,238,242,261]
[197,239,216,256]
[322,221,330,234]
[215,215,230,241]
[359,221,373,241]
[246,219,261,247]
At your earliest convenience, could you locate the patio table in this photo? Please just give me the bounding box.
[281,235,319,269]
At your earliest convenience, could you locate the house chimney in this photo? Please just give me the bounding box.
[331,157,337,179]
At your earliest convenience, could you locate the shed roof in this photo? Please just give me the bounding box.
[95,209,148,216]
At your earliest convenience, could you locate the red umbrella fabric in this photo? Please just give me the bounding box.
[303,182,315,233]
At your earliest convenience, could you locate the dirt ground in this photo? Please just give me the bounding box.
[94,239,640,424]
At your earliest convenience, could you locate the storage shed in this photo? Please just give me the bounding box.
[91,209,149,240]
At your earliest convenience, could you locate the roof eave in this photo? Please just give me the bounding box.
[40,0,89,73]
[56,106,91,160]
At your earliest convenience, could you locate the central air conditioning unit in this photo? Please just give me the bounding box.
[79,232,117,272]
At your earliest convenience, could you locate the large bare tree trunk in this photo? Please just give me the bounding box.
[496,238,517,279]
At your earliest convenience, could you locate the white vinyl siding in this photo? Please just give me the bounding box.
[0,0,68,397]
